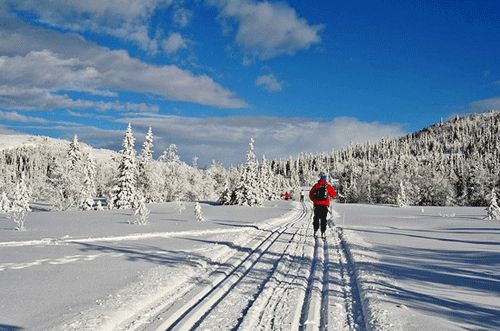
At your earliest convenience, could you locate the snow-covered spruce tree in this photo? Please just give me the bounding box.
[396,180,409,207]
[485,188,500,220]
[194,202,205,222]
[80,151,97,210]
[137,127,160,202]
[231,138,264,206]
[218,181,233,205]
[8,176,31,231]
[110,123,138,209]
[68,134,84,169]
[259,155,279,200]
[134,197,150,225]
[0,192,10,212]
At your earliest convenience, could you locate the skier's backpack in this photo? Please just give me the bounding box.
[313,184,329,201]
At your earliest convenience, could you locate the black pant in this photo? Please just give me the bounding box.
[313,205,328,234]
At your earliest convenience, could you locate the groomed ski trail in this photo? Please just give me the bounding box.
[121,202,368,331]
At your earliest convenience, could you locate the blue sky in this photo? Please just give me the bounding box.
[0,1,499,165]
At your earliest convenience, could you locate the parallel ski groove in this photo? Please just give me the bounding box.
[319,238,330,330]
[228,218,307,331]
[157,203,308,331]
[299,234,322,331]
[238,215,311,331]
[331,222,367,331]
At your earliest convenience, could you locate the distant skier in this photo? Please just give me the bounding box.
[309,173,337,239]
[284,192,290,200]
[300,191,305,202]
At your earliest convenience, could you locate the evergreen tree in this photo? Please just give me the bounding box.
[9,175,31,231]
[231,138,263,206]
[80,151,97,210]
[68,134,83,169]
[110,123,138,209]
[137,127,159,202]
[159,144,181,163]
[396,180,408,207]
[134,197,150,225]
[485,188,500,220]
[0,192,10,212]
[194,202,205,222]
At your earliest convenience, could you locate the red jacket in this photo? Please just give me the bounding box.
[309,179,337,206]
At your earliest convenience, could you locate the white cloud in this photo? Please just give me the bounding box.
[208,0,323,60]
[109,115,404,165]
[162,32,188,54]
[470,97,500,111]
[0,111,49,123]
[0,10,248,110]
[173,7,192,28]
[255,74,283,92]
[5,0,173,53]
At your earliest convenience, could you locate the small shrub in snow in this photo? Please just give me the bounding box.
[96,199,104,211]
[194,202,205,222]
[8,211,26,231]
[134,198,150,225]
[175,200,186,214]
[485,189,500,221]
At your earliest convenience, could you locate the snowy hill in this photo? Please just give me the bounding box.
[273,111,500,206]
[0,133,116,161]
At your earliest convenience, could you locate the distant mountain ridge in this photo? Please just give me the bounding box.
[271,111,499,206]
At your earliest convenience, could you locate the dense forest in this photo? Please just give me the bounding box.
[271,111,500,206]
[0,111,498,210]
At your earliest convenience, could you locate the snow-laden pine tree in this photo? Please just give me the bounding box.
[68,134,83,169]
[110,123,138,209]
[485,188,500,220]
[9,176,31,231]
[218,181,233,205]
[396,180,409,207]
[231,138,264,206]
[0,192,10,212]
[194,202,205,222]
[137,127,160,202]
[134,197,150,225]
[80,151,97,210]
[159,144,181,163]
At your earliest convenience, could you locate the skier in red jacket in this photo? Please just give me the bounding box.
[309,173,337,238]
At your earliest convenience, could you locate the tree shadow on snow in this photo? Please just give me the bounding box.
[0,325,24,331]
[75,241,231,270]
[351,228,500,246]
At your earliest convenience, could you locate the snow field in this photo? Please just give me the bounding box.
[55,201,304,330]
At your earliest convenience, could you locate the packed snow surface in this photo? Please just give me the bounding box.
[0,201,498,330]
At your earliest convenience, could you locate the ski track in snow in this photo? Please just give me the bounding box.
[41,201,376,331]
[0,228,250,248]
[106,202,371,331]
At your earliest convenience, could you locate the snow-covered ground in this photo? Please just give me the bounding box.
[1,201,498,330]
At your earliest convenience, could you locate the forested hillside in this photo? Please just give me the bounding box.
[272,111,499,206]
[0,111,498,209]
